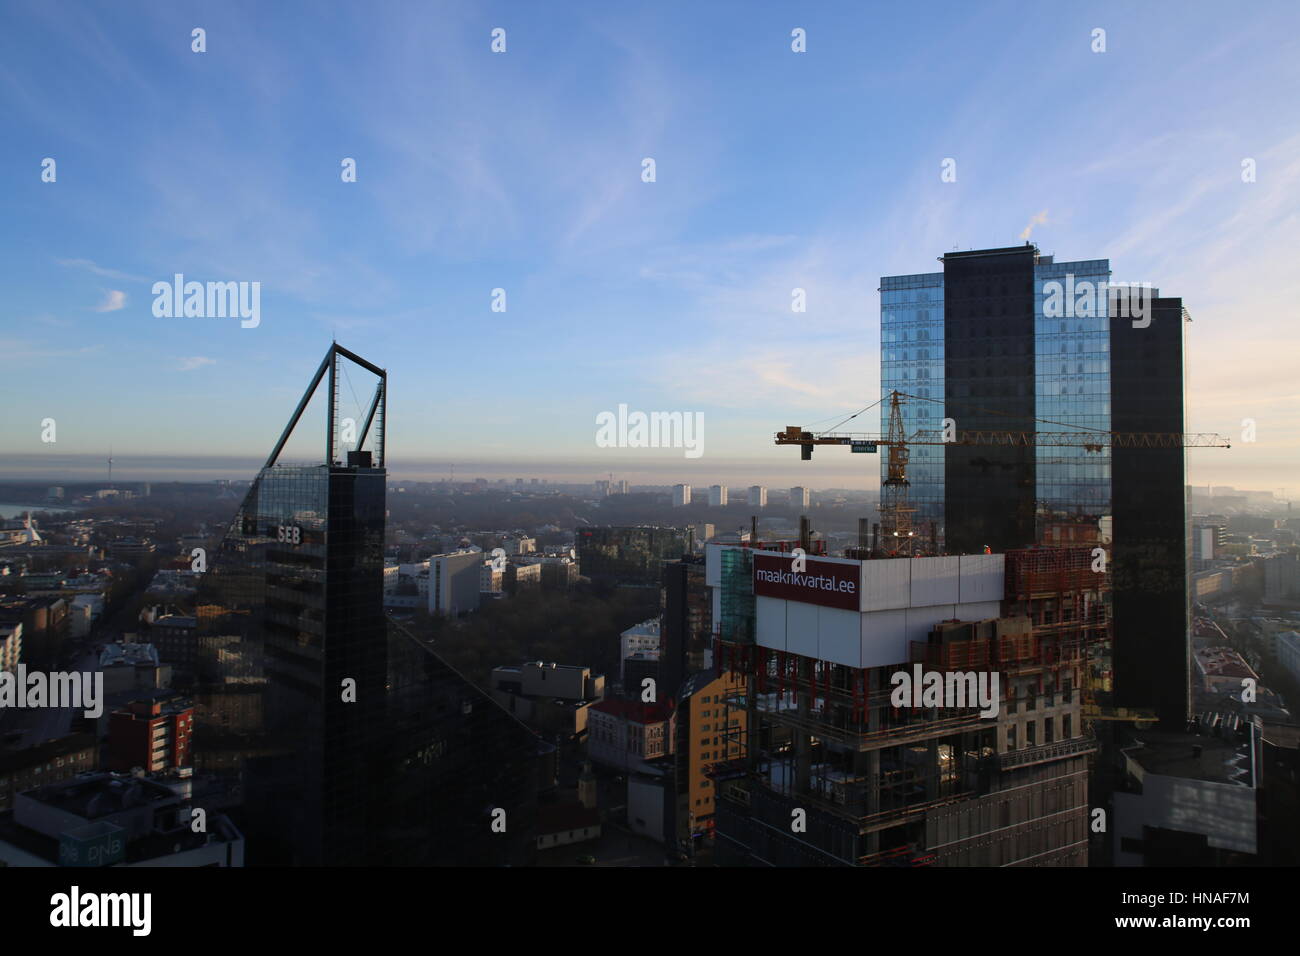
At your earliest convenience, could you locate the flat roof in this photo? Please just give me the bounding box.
[1123,731,1253,787]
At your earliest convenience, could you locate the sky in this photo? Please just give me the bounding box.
[2,1,1298,493]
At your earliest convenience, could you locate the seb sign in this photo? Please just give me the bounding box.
[752,553,861,611]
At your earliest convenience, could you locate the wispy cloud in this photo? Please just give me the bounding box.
[93,290,126,312]
[177,356,216,372]
[58,258,146,282]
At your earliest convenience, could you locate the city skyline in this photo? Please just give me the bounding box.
[3,0,1299,896]
[3,1,1298,493]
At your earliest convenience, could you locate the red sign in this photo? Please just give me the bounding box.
[752,553,860,610]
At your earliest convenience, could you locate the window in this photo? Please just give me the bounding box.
[1044,717,1054,744]
[1007,724,1017,749]
[1063,714,1072,739]
[1026,722,1036,746]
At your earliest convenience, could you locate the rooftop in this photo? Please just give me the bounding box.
[100,643,160,668]
[21,772,180,820]
[590,698,674,723]
[1123,729,1254,787]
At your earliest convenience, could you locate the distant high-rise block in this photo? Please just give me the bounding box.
[789,486,809,509]
[709,485,728,507]
[672,484,692,507]
[748,486,767,508]
[429,551,483,616]
[576,526,689,587]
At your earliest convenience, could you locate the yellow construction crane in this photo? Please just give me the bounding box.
[777,390,1232,554]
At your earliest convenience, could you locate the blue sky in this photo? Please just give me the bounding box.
[2,1,1298,491]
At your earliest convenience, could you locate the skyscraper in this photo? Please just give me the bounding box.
[192,344,541,865]
[880,243,1190,724]
[193,343,388,865]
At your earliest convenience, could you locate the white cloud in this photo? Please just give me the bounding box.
[94,289,126,312]
[177,356,216,371]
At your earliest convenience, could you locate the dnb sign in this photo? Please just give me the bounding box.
[752,553,860,611]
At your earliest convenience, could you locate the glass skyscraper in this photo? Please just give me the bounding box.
[192,344,541,864]
[880,244,1190,725]
[882,248,1116,550]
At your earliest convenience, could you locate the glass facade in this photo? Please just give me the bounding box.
[879,251,1116,551]
[382,622,541,866]
[1109,297,1190,724]
[880,272,945,537]
[194,462,387,865]
[1034,259,1112,521]
[939,246,1039,555]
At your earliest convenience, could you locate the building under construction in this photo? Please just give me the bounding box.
[709,543,1106,866]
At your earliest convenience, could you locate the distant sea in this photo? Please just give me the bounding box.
[0,502,74,519]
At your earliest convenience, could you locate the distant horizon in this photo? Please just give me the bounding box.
[0,452,1290,501]
[0,452,880,491]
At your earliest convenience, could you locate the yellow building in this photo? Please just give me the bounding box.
[678,669,748,838]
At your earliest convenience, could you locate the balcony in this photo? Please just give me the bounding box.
[998,735,1096,770]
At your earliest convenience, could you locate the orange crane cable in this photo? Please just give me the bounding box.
[896,389,1113,436]
[811,394,888,439]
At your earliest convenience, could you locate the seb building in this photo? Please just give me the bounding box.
[705,545,1094,868]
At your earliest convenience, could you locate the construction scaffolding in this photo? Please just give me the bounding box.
[710,546,1107,864]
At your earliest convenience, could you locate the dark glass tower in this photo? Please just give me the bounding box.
[1109,297,1190,724]
[661,554,711,697]
[192,344,542,865]
[940,245,1039,554]
[194,344,389,865]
